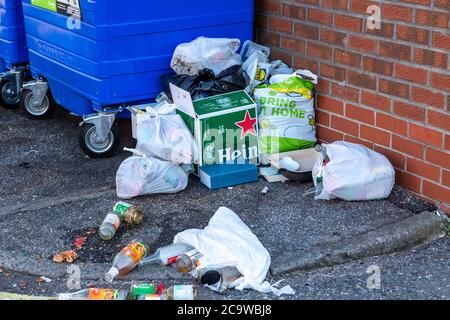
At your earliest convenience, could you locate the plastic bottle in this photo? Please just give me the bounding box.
[99,202,144,241]
[314,144,330,197]
[58,288,131,300]
[161,285,198,300]
[105,240,148,282]
[199,267,242,293]
[138,243,193,268]
[176,249,205,273]
[99,212,122,241]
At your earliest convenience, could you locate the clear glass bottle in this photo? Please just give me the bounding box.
[99,202,144,241]
[58,288,131,300]
[162,285,198,300]
[175,249,205,273]
[138,243,193,267]
[99,212,121,241]
[105,240,148,282]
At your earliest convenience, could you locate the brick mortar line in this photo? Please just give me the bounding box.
[259,10,450,33]
[321,78,449,115]
[316,81,450,133]
[258,21,450,58]
[315,104,447,151]
[277,0,450,13]
[287,48,449,94]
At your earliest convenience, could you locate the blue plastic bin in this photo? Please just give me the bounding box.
[20,0,254,157]
[0,0,28,108]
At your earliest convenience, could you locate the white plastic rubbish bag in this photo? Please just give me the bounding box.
[171,37,242,76]
[312,141,395,201]
[135,103,198,164]
[116,149,189,199]
[174,207,295,296]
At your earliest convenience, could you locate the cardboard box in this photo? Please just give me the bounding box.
[200,164,259,190]
[171,84,259,168]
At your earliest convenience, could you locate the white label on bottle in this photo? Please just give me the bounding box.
[173,285,194,300]
[104,214,120,230]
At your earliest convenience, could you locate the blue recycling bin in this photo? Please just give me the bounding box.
[20,0,254,157]
[0,0,28,108]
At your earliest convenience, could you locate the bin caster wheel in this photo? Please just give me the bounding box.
[0,81,20,109]
[79,123,120,158]
[20,88,56,119]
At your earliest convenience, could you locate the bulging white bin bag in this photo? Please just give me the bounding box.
[174,207,295,296]
[312,141,395,201]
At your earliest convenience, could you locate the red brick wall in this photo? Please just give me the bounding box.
[255,0,450,212]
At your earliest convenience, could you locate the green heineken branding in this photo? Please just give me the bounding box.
[254,76,317,155]
[174,90,259,169]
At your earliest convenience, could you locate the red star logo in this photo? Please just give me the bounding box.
[235,111,257,139]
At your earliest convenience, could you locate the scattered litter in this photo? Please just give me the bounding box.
[174,207,295,296]
[260,166,289,183]
[58,288,131,301]
[139,243,193,268]
[72,236,87,251]
[269,148,320,183]
[279,157,300,172]
[99,202,144,241]
[105,240,148,282]
[36,276,52,283]
[261,186,269,195]
[18,280,27,289]
[312,141,395,201]
[53,250,78,264]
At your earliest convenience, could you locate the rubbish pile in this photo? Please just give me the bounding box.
[55,205,293,300]
[119,36,395,199]
[53,37,396,300]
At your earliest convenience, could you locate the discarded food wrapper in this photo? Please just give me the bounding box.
[135,103,199,164]
[72,236,87,251]
[312,141,395,201]
[171,37,242,76]
[116,148,189,199]
[173,207,295,296]
[36,276,52,283]
[53,250,78,264]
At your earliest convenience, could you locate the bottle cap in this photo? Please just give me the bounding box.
[200,270,221,286]
[105,267,120,282]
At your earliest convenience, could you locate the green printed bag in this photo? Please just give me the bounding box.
[254,71,317,156]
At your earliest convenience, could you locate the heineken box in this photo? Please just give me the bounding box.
[170,84,259,169]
